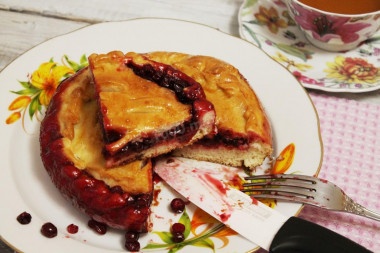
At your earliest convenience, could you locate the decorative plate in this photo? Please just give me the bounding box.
[238,0,380,93]
[0,18,322,253]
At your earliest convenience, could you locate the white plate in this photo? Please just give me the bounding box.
[0,18,322,253]
[239,0,380,93]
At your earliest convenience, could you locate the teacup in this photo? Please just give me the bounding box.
[285,0,380,51]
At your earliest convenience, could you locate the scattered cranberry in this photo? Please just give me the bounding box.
[170,198,185,213]
[125,241,140,252]
[16,211,31,225]
[88,219,107,235]
[67,224,79,234]
[171,223,185,234]
[41,222,57,238]
[172,232,185,243]
[125,231,140,242]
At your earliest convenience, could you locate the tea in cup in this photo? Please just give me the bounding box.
[286,0,380,51]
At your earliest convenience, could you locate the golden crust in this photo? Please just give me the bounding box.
[144,51,272,145]
[58,67,152,194]
[88,51,192,154]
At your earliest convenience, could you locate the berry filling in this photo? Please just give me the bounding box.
[197,133,249,149]
[195,128,265,149]
[124,57,206,104]
[104,120,201,161]
[101,56,215,165]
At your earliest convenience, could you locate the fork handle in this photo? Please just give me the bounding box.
[269,217,372,253]
[361,207,380,221]
[345,197,380,221]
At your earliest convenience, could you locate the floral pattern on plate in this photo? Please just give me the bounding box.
[238,0,380,92]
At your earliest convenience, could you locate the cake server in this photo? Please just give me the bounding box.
[154,157,371,253]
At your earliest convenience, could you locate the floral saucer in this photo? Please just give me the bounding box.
[238,0,380,92]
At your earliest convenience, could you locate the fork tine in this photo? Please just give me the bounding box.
[243,174,318,199]
[241,186,314,198]
[244,174,317,184]
[247,193,316,206]
[243,181,316,190]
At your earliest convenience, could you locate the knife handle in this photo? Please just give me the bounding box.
[269,217,372,253]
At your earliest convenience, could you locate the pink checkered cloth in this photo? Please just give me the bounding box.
[257,92,380,253]
[300,93,380,252]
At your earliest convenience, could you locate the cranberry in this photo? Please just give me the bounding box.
[136,194,151,208]
[107,129,123,143]
[125,241,140,252]
[17,211,31,225]
[125,195,135,205]
[110,185,123,194]
[62,166,81,179]
[136,198,147,208]
[67,224,79,234]
[41,222,57,238]
[171,223,185,234]
[172,232,185,243]
[125,231,139,242]
[170,198,185,213]
[88,219,107,235]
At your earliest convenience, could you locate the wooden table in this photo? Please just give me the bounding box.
[1,0,379,252]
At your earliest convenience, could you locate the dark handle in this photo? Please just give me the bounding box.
[269,217,372,253]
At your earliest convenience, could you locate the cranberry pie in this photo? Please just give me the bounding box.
[144,52,273,169]
[40,67,152,232]
[88,51,216,168]
[39,50,272,234]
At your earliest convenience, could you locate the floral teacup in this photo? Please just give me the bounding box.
[286,0,380,51]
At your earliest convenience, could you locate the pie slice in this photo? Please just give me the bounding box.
[40,67,152,232]
[88,51,216,168]
[144,52,273,169]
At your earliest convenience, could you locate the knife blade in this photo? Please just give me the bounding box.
[154,157,371,253]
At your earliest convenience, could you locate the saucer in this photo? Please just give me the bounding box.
[238,0,380,93]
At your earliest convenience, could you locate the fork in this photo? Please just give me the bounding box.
[242,174,380,221]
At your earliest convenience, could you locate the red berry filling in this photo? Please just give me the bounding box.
[104,120,202,161]
[124,58,206,104]
[198,133,249,149]
[97,56,215,164]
